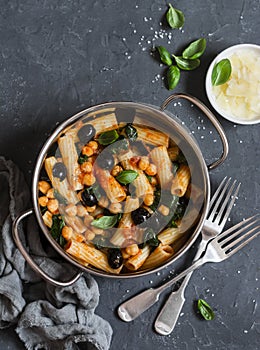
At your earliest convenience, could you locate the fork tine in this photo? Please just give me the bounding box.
[225,228,260,258]
[208,176,228,211]
[208,177,231,221]
[214,182,241,226]
[216,214,259,241]
[223,224,259,251]
[219,216,259,246]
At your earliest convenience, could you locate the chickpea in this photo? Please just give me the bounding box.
[86,205,96,213]
[121,249,130,259]
[47,199,59,214]
[85,230,95,241]
[83,173,96,186]
[90,226,104,235]
[80,161,92,173]
[82,145,94,157]
[111,165,123,177]
[65,204,77,217]
[46,188,55,199]
[109,203,122,214]
[88,141,98,152]
[62,226,73,240]
[38,196,48,207]
[143,194,154,206]
[158,204,170,216]
[138,156,149,171]
[145,163,157,176]
[38,181,51,195]
[125,244,139,256]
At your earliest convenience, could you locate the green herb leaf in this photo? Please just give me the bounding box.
[157,46,173,66]
[110,137,129,154]
[40,206,48,215]
[140,228,160,249]
[51,214,65,242]
[167,65,180,90]
[91,215,118,229]
[182,38,207,59]
[172,161,179,174]
[211,58,232,86]
[54,190,68,205]
[78,154,88,164]
[166,3,185,29]
[116,170,139,185]
[174,56,200,71]
[97,129,119,145]
[125,124,138,141]
[92,235,108,249]
[198,299,215,320]
[149,189,161,211]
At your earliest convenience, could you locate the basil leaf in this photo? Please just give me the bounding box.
[157,46,173,66]
[174,56,200,71]
[91,215,118,229]
[116,170,139,185]
[167,65,180,90]
[166,3,185,29]
[78,153,88,164]
[125,124,138,141]
[198,299,215,320]
[97,130,119,145]
[211,58,232,86]
[182,38,207,59]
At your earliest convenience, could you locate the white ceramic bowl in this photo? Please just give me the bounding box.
[205,43,260,125]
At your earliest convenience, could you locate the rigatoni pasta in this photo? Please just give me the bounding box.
[38,113,202,275]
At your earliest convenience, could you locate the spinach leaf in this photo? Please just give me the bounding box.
[211,58,232,86]
[149,188,161,211]
[125,124,138,141]
[167,65,180,90]
[91,215,118,229]
[171,197,188,221]
[78,153,89,164]
[54,190,68,205]
[157,46,173,66]
[40,206,48,215]
[166,3,185,29]
[198,299,215,320]
[116,170,139,185]
[97,129,119,145]
[174,56,200,71]
[140,228,160,249]
[92,235,109,249]
[182,38,207,59]
[51,214,65,244]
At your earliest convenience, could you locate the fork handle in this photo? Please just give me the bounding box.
[154,239,208,334]
[118,257,205,322]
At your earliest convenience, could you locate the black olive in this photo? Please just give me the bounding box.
[107,248,123,269]
[96,153,115,170]
[52,162,67,181]
[81,188,98,207]
[77,124,96,144]
[131,207,151,225]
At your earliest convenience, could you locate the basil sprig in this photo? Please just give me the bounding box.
[167,65,180,90]
[173,56,200,71]
[156,38,206,90]
[197,299,215,321]
[116,170,139,185]
[182,38,207,59]
[166,3,185,29]
[211,58,232,86]
[157,46,173,66]
[91,215,118,229]
[97,130,119,145]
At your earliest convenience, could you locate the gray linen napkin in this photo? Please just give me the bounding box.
[0,156,112,350]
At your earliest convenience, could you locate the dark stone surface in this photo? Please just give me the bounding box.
[0,1,259,349]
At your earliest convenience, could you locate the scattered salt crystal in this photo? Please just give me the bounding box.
[202,277,205,280]
[180,313,184,317]
[144,17,148,22]
[197,126,201,130]
[201,136,205,139]
[206,289,210,293]
[237,270,241,274]
[133,29,137,33]
[126,289,130,293]
[122,37,126,41]
[243,330,248,334]
[234,124,237,127]
[213,139,217,142]
[150,280,153,284]
[142,47,146,51]
[209,130,213,134]
[239,140,243,143]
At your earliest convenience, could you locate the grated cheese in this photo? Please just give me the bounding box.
[212,49,260,120]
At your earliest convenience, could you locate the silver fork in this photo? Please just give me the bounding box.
[118,214,260,323]
[118,177,240,322]
[154,177,240,335]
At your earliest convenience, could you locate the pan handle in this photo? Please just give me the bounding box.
[161,93,229,170]
[12,209,83,287]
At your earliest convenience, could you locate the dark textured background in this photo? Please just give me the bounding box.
[0,1,259,349]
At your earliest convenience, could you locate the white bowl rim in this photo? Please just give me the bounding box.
[205,43,260,125]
